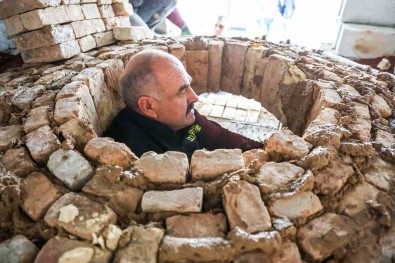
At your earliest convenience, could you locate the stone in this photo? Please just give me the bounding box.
[242,45,267,98]
[25,125,60,165]
[34,237,113,263]
[102,17,120,30]
[72,67,114,134]
[23,106,51,134]
[168,42,186,63]
[94,31,116,47]
[44,192,117,241]
[3,15,25,36]
[223,180,272,233]
[54,81,101,134]
[297,213,358,261]
[71,19,105,38]
[141,187,203,213]
[113,26,153,41]
[0,125,23,152]
[166,213,228,238]
[114,225,163,263]
[112,2,134,16]
[0,147,37,177]
[256,161,305,194]
[81,3,101,19]
[221,41,249,95]
[13,24,75,51]
[47,149,94,191]
[349,116,372,142]
[102,224,122,251]
[78,35,97,52]
[337,182,381,216]
[21,172,63,221]
[0,235,39,263]
[134,151,188,184]
[265,130,313,161]
[11,85,45,111]
[372,94,392,118]
[0,0,61,20]
[314,156,354,195]
[35,69,75,86]
[296,145,336,172]
[159,236,234,263]
[242,148,268,168]
[270,191,323,220]
[303,108,339,137]
[96,59,125,112]
[59,118,97,152]
[339,141,375,157]
[191,149,245,181]
[364,156,395,192]
[98,5,115,18]
[82,166,144,217]
[185,50,208,94]
[20,6,69,31]
[64,4,85,21]
[271,239,302,263]
[182,36,209,51]
[84,137,137,169]
[205,40,223,93]
[376,129,395,147]
[21,40,80,63]
[118,16,131,27]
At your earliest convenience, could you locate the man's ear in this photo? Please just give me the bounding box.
[137,96,158,118]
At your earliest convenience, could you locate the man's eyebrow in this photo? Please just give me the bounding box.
[177,83,190,94]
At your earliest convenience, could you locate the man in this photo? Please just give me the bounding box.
[104,50,263,158]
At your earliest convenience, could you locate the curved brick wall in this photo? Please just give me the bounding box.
[0,36,395,262]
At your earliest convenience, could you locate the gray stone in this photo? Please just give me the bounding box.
[0,235,39,263]
[364,156,395,191]
[0,125,23,152]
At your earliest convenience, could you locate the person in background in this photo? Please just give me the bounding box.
[278,0,295,42]
[167,8,192,35]
[259,0,279,40]
[104,50,263,158]
[214,15,229,37]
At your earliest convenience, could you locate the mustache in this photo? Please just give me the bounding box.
[187,103,195,112]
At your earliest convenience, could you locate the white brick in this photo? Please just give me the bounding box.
[112,2,133,16]
[0,0,61,20]
[78,35,97,52]
[81,3,101,19]
[98,5,115,18]
[21,40,80,63]
[93,31,116,47]
[102,17,120,30]
[64,4,84,21]
[113,26,153,41]
[71,19,105,38]
[20,6,69,31]
[3,15,25,36]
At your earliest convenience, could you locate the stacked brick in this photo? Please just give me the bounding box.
[0,0,133,63]
[1,36,395,262]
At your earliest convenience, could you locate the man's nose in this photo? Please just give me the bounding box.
[187,87,199,103]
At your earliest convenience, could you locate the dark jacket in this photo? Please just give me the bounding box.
[104,107,264,158]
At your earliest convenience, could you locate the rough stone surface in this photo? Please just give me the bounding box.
[94,31,116,48]
[141,187,203,213]
[186,50,208,94]
[207,40,223,92]
[21,172,63,221]
[134,151,188,184]
[21,40,80,63]
[113,26,152,41]
[0,235,39,263]
[376,129,395,147]
[112,2,133,16]
[0,125,23,152]
[242,46,267,98]
[84,137,137,169]
[58,118,98,152]
[364,156,395,191]
[223,180,272,233]
[78,35,97,52]
[44,192,117,241]
[20,6,69,31]
[25,125,60,165]
[0,147,37,177]
[47,149,94,191]
[166,213,228,238]
[23,106,51,134]
[191,149,245,181]
[0,0,61,20]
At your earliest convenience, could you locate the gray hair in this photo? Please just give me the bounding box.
[120,51,162,110]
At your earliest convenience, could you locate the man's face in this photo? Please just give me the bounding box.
[153,58,199,131]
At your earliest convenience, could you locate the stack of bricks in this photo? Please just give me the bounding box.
[0,0,133,63]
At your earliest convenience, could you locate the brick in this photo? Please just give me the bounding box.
[24,106,51,134]
[340,0,395,27]
[113,26,153,41]
[371,94,392,118]
[207,40,223,93]
[221,41,249,95]
[78,35,97,52]
[13,24,75,51]
[185,50,208,95]
[134,151,188,184]
[118,16,131,26]
[336,23,395,59]
[44,192,117,241]
[81,3,101,19]
[64,4,85,21]
[21,6,69,31]
[61,0,80,4]
[229,228,281,255]
[3,15,25,36]
[0,125,23,152]
[256,161,305,194]
[364,156,394,192]
[270,191,323,220]
[242,46,268,98]
[48,149,94,191]
[71,19,105,38]
[35,237,112,263]
[0,147,37,177]
[102,17,120,30]
[223,180,272,233]
[21,40,80,63]
[141,187,203,213]
[11,85,46,110]
[97,0,112,4]
[58,118,97,152]
[166,213,227,238]
[84,137,137,169]
[0,235,39,263]
[0,0,61,20]
[191,149,245,181]
[242,148,268,168]
[21,172,63,221]
[25,125,61,165]
[98,5,115,18]
[168,42,186,61]
[93,31,116,47]
[112,2,133,16]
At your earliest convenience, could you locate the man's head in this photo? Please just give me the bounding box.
[214,15,228,37]
[121,50,199,131]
